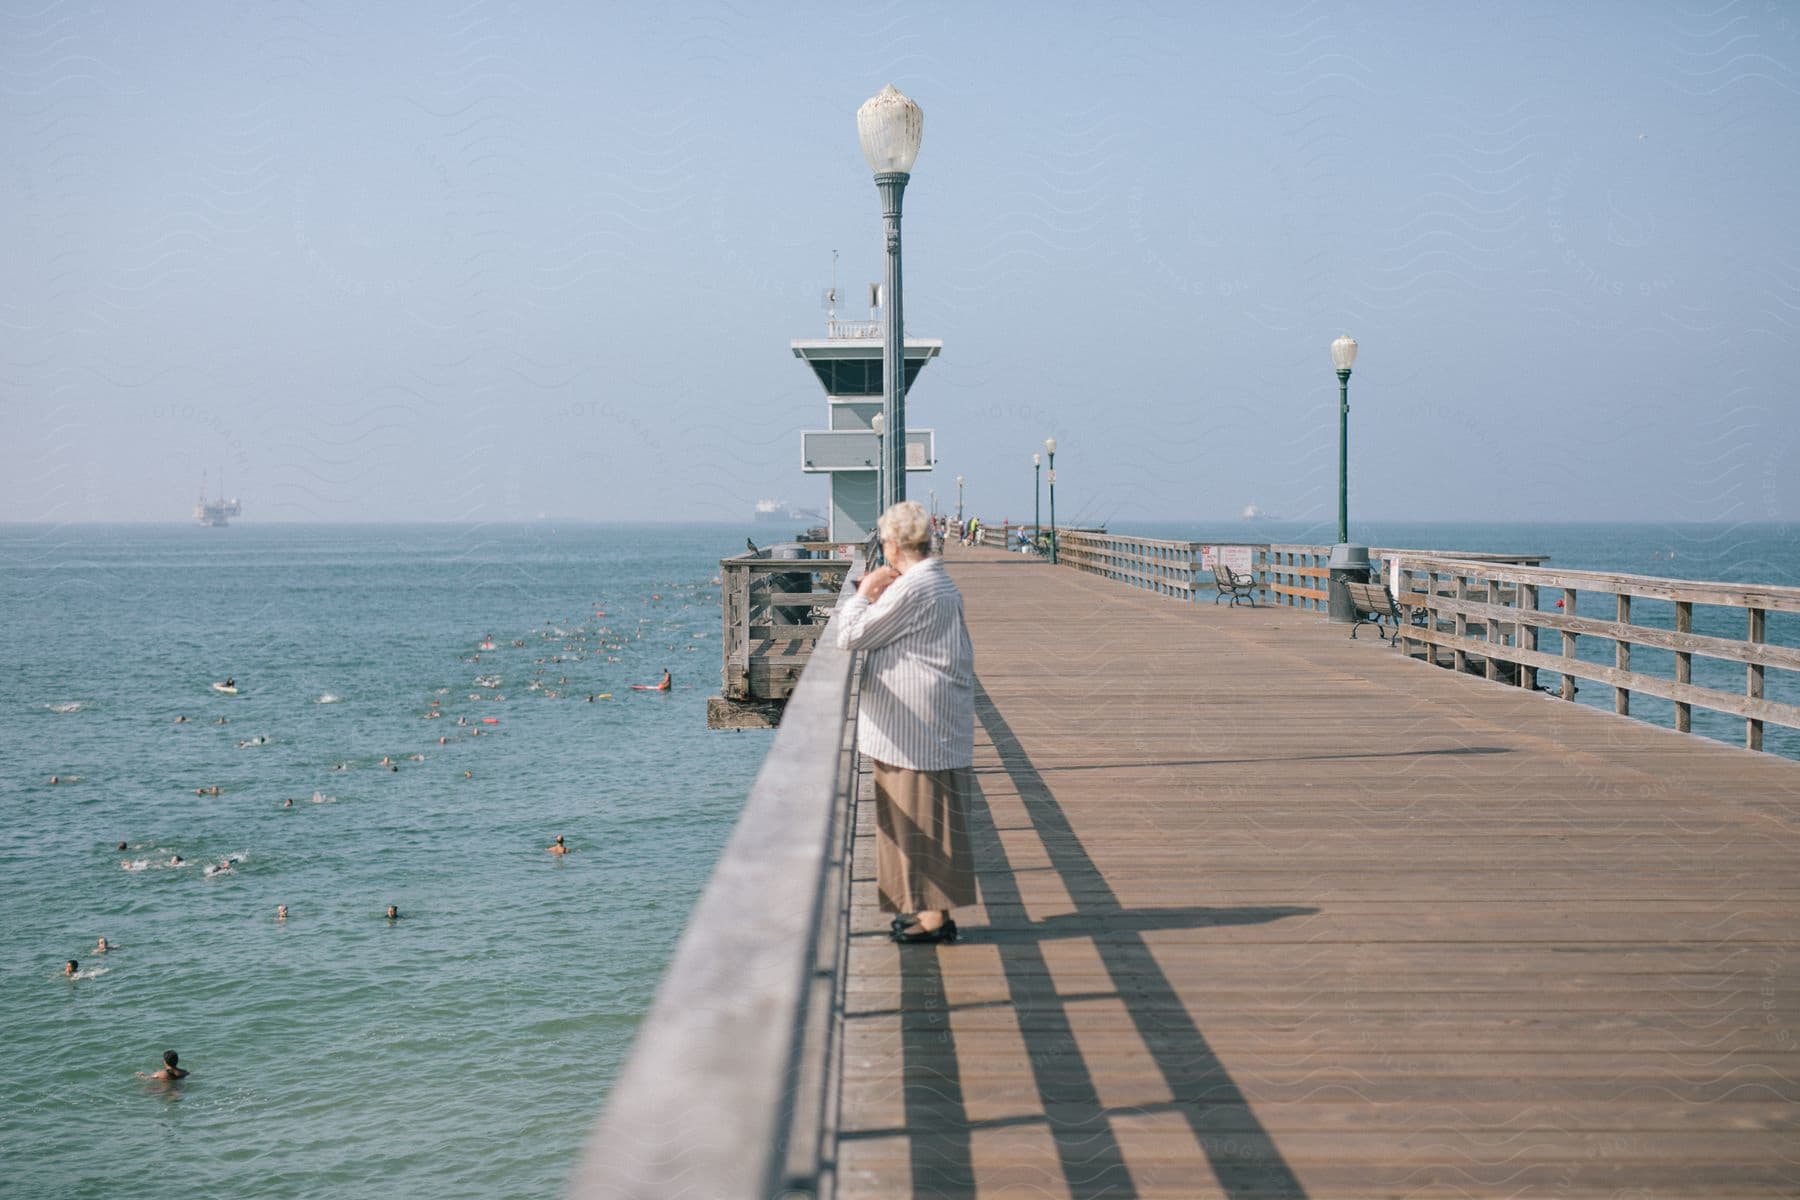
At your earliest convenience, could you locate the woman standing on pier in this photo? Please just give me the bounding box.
[836,501,977,943]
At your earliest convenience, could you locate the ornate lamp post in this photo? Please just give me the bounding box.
[856,84,924,514]
[1326,334,1369,622]
[1044,437,1058,564]
[1032,453,1041,553]
[955,474,964,526]
[1331,334,1357,544]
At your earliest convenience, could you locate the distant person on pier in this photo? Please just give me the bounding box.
[836,501,977,945]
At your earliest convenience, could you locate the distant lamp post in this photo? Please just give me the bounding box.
[1032,453,1041,554]
[1044,437,1058,564]
[870,412,886,516]
[1326,334,1370,622]
[857,84,924,514]
[955,474,964,526]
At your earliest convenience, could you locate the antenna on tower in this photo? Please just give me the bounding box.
[822,250,840,319]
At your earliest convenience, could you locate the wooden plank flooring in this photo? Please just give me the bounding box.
[834,548,1800,1199]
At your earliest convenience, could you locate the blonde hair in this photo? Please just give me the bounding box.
[877,500,933,557]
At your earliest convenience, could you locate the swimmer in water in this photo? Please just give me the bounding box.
[95,937,111,954]
[65,959,79,977]
[547,835,568,855]
[657,669,672,692]
[170,855,184,867]
[138,1050,189,1081]
[276,905,288,921]
[385,905,400,921]
[282,797,294,808]
[49,775,59,785]
[117,841,128,851]
[174,715,188,723]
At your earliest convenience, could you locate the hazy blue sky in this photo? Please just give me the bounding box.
[4,1,1797,526]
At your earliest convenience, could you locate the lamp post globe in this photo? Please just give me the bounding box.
[1326,334,1369,623]
[857,84,923,515]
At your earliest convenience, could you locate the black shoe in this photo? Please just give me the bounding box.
[889,914,914,934]
[892,918,957,945]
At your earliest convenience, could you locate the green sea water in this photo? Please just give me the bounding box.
[0,523,772,1200]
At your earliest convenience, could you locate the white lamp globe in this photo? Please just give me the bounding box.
[856,85,924,175]
[1330,334,1359,373]
[1044,437,1057,455]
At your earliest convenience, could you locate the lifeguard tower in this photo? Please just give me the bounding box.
[791,287,940,542]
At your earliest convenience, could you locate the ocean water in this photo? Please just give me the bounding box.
[0,523,772,1200]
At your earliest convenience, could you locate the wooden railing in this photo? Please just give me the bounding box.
[719,548,850,704]
[1259,544,1549,611]
[1052,530,1211,599]
[574,558,865,1199]
[1392,554,1800,752]
[1051,532,1546,610]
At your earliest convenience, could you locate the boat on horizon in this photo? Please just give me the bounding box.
[195,473,242,527]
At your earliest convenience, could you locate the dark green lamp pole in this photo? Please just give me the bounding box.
[1044,437,1058,564]
[857,85,924,514]
[1327,334,1367,622]
[1032,453,1041,553]
[1330,333,1358,541]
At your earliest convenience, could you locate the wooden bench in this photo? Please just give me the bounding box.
[1344,579,1409,644]
[1212,561,1258,606]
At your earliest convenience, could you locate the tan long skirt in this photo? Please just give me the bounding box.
[872,759,978,914]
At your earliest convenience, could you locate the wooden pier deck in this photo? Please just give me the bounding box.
[835,546,1800,1198]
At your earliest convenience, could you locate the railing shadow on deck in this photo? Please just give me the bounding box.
[860,681,1318,1200]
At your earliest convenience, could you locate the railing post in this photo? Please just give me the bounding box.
[1485,570,1500,681]
[1615,593,1631,716]
[1674,601,1692,733]
[1748,606,1766,751]
[1560,588,1578,701]
[1519,583,1538,690]
[1454,575,1470,675]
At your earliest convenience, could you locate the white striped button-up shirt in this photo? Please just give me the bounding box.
[835,555,976,771]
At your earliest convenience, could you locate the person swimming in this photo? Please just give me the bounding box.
[547,835,568,855]
[138,1050,188,1081]
[276,905,288,921]
[282,797,294,808]
[385,905,400,921]
[64,959,78,977]
[94,937,111,954]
